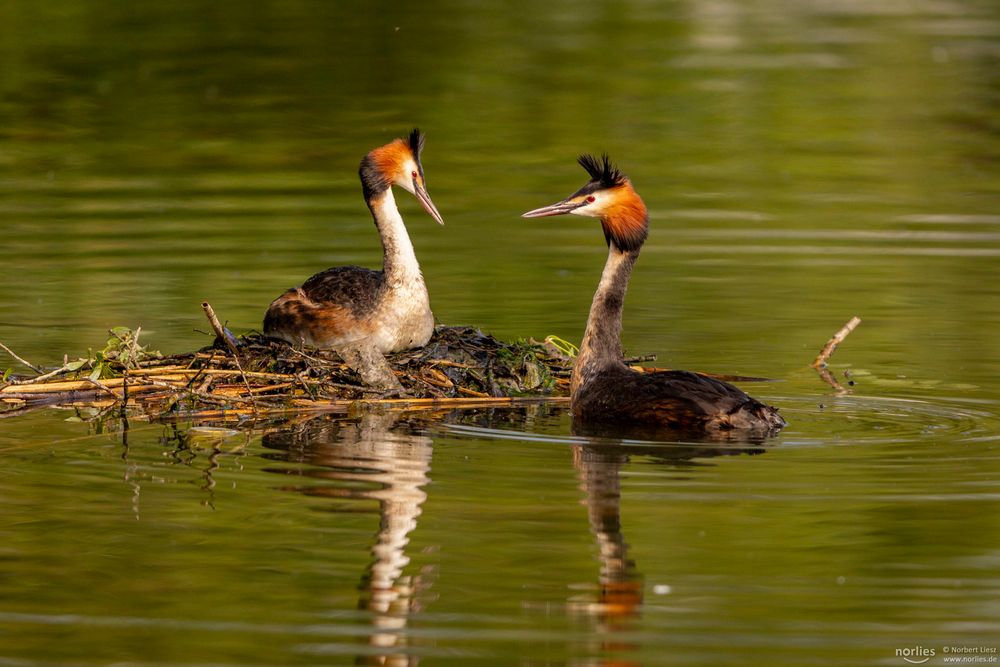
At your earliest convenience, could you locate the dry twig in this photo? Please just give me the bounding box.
[201,301,257,413]
[84,377,122,403]
[6,361,79,386]
[812,316,862,368]
[0,341,43,375]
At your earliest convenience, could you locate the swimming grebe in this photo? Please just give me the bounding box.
[523,154,785,433]
[263,129,443,389]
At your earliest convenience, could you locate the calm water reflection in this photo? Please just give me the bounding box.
[261,412,433,664]
[567,437,768,626]
[2,0,1000,664]
[1,403,998,664]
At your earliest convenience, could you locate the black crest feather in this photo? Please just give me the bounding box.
[408,128,425,159]
[577,153,627,188]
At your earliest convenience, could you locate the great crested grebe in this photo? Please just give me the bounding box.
[264,129,443,389]
[523,154,785,433]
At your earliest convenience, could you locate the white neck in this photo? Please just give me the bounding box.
[370,187,423,285]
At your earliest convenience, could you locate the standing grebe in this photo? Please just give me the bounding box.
[523,154,785,433]
[264,129,444,389]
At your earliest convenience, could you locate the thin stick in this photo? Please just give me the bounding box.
[425,359,473,369]
[6,362,77,386]
[127,326,141,369]
[143,379,258,405]
[0,341,44,374]
[84,377,121,403]
[201,301,257,413]
[812,316,862,368]
[0,382,161,398]
[294,372,318,400]
[201,302,236,349]
[286,346,346,372]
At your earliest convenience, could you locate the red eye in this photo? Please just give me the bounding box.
[587,195,596,203]
[411,171,418,178]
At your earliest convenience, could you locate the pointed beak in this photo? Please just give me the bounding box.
[413,178,444,225]
[521,198,586,218]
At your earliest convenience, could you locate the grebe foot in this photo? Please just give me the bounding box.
[340,345,404,392]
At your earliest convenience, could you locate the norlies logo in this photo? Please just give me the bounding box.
[897,646,936,664]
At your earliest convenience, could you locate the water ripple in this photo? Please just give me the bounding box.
[439,394,1000,450]
[776,394,1000,447]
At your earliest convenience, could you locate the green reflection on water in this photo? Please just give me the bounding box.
[1,0,1000,664]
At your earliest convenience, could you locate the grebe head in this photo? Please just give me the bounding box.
[360,128,444,225]
[522,153,648,252]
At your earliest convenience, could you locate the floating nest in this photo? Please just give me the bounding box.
[4,304,841,423]
[0,325,577,420]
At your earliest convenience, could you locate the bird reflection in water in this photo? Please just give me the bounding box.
[567,418,772,665]
[569,443,643,623]
[570,435,766,592]
[261,409,433,666]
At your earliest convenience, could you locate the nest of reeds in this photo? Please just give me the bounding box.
[8,298,834,424]
[0,325,576,420]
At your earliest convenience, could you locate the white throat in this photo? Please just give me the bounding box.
[371,187,424,285]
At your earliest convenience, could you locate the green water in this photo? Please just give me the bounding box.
[2,1,1000,665]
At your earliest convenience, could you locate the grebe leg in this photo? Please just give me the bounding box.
[340,344,403,393]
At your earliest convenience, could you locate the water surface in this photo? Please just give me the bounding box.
[1,1,999,664]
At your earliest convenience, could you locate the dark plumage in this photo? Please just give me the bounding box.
[263,267,384,346]
[408,128,426,167]
[298,266,383,313]
[523,154,785,435]
[573,365,786,433]
[577,153,627,189]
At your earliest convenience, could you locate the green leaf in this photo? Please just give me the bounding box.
[88,366,103,382]
[64,359,88,372]
[544,335,579,358]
